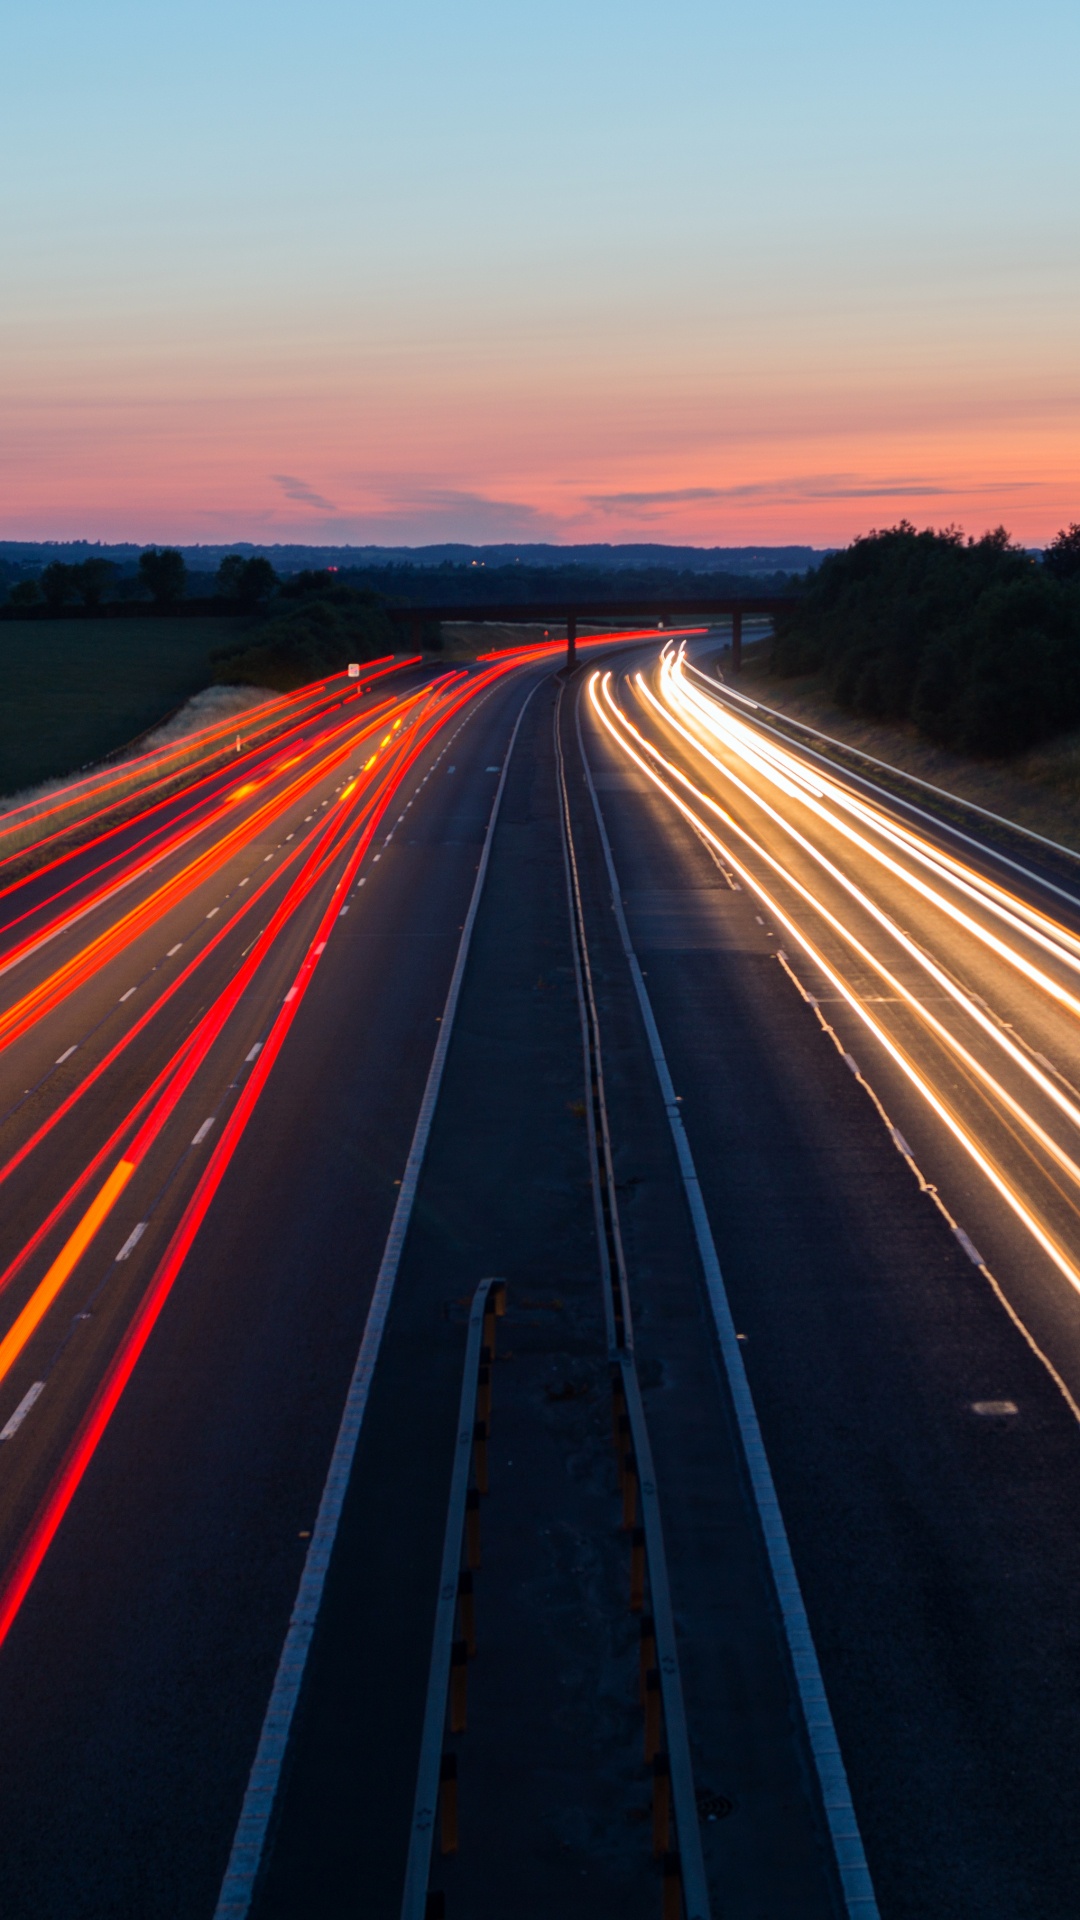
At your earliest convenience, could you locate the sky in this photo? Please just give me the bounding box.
[2,0,1077,549]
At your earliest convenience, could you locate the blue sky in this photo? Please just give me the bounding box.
[2,0,1077,544]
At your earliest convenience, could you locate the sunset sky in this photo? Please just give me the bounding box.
[3,0,1077,548]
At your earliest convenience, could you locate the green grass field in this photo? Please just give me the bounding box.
[0,617,242,796]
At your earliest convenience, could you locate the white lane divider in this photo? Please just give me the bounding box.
[0,1383,45,1441]
[167,943,183,956]
[191,1117,216,1146]
[214,678,540,1920]
[55,1046,76,1065]
[245,1043,263,1062]
[115,1222,147,1262]
[119,987,137,1003]
[576,696,880,1920]
[207,908,220,920]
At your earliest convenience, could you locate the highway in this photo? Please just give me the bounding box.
[0,633,1078,1915]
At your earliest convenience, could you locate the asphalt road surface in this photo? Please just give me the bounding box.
[0,637,1079,1916]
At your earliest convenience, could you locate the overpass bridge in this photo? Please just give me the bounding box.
[386,593,796,670]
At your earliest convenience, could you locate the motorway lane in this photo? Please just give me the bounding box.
[0,660,541,1913]
[600,644,1080,1405]
[581,657,1080,1915]
[254,670,842,1920]
[0,671,456,1536]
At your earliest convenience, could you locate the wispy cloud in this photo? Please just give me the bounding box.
[586,475,1034,515]
[342,483,563,541]
[272,474,337,511]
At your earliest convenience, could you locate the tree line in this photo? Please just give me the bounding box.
[6,549,280,611]
[770,523,1080,756]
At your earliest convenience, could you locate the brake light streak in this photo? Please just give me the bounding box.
[0,646,551,1645]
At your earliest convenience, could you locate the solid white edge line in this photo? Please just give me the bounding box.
[575,683,880,1920]
[213,676,542,1920]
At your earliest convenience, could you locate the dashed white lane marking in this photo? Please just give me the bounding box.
[285,834,294,842]
[955,1227,985,1267]
[0,1383,44,1441]
[239,877,250,888]
[167,943,182,956]
[245,1042,263,1062]
[372,854,381,863]
[207,908,220,919]
[972,1400,1018,1416]
[115,1221,147,1262]
[119,987,136,1002]
[55,1046,76,1065]
[192,1117,216,1146]
[486,765,500,771]
[357,878,366,887]
[264,855,273,862]
[339,906,349,917]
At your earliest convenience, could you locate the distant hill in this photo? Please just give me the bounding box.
[0,540,826,577]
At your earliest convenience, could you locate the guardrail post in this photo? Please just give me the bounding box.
[438,1754,458,1855]
[639,1614,657,1702]
[644,1667,662,1761]
[652,1752,671,1857]
[630,1525,646,1612]
[662,1850,683,1920]
[465,1489,481,1569]
[622,1451,638,1529]
[457,1570,476,1656]
[473,1418,489,1495]
[449,1640,469,1733]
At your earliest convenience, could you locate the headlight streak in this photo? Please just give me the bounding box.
[679,648,1080,965]
[661,650,1080,1008]
[589,669,1080,1300]
[632,672,1080,1160]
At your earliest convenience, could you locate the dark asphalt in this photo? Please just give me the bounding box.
[0,667,537,1915]
[577,671,1080,1918]
[0,643,1078,1917]
[255,672,840,1920]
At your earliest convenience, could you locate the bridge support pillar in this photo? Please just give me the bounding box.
[567,613,577,671]
[731,609,743,673]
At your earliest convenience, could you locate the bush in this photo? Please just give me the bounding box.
[211,594,395,691]
[771,522,1080,756]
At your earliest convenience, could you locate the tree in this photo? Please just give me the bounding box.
[8,579,41,609]
[1043,524,1080,581]
[215,554,248,598]
[216,554,278,602]
[72,558,116,608]
[40,562,79,610]
[138,547,187,605]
